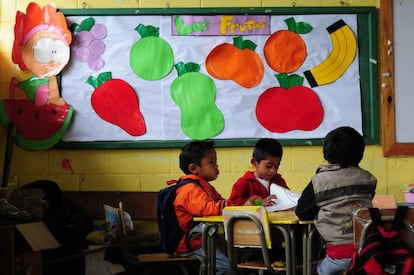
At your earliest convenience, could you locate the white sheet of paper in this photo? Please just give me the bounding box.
[265,184,301,212]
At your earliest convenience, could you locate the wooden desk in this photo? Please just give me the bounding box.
[193,215,222,223]
[194,210,301,275]
[194,211,299,224]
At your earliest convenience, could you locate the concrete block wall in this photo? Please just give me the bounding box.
[2,0,414,202]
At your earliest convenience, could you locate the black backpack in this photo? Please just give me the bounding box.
[156,179,199,254]
[346,206,414,275]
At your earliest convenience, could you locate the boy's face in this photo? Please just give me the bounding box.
[191,149,219,181]
[252,156,281,181]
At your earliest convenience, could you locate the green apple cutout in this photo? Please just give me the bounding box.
[130,24,174,81]
[170,62,224,140]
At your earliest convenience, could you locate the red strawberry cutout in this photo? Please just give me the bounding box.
[88,72,146,136]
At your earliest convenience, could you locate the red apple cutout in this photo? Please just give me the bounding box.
[256,73,323,133]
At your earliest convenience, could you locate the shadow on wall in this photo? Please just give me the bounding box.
[0,52,14,98]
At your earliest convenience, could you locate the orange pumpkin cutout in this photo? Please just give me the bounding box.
[206,36,264,88]
[264,17,312,73]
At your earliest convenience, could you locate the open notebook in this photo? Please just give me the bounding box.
[265,184,301,212]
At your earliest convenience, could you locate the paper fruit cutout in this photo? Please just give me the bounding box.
[264,17,312,73]
[0,99,73,150]
[70,17,107,71]
[256,74,323,133]
[304,19,357,88]
[206,36,264,88]
[130,24,174,80]
[88,72,146,136]
[170,62,224,140]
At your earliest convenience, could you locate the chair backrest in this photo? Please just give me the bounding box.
[223,206,275,271]
[371,194,397,209]
[223,206,271,249]
[353,207,414,251]
[118,201,127,237]
[117,201,141,265]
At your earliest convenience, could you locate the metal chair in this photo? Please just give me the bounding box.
[223,206,293,274]
[353,207,414,251]
[299,220,324,275]
[117,201,198,275]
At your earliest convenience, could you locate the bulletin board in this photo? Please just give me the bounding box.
[56,6,378,149]
[380,0,414,156]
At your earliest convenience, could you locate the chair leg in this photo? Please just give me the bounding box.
[177,263,189,275]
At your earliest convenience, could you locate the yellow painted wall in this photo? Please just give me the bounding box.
[1,0,414,202]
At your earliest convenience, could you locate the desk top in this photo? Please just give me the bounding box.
[193,210,299,224]
[193,215,223,223]
[268,211,298,224]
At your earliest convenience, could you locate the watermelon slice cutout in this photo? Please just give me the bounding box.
[0,99,73,150]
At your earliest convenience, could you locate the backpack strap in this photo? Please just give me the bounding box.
[179,178,200,186]
[368,206,408,232]
[391,206,408,232]
[177,179,203,192]
[368,207,382,227]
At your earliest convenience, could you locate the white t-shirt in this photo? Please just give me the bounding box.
[257,177,270,191]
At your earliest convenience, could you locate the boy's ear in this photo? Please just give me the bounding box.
[188,163,198,174]
[250,157,258,166]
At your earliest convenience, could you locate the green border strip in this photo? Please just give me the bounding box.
[56,6,378,149]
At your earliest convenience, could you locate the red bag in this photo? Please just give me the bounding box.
[346,207,414,275]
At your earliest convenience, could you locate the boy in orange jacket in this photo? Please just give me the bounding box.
[173,140,236,275]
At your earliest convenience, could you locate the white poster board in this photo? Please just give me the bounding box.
[58,8,378,147]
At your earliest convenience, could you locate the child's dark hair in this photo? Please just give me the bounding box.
[323,126,365,166]
[252,138,283,161]
[180,140,215,174]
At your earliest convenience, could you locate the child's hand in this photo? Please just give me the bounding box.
[244,195,262,206]
[262,195,277,207]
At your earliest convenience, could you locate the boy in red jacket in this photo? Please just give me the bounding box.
[228,138,290,207]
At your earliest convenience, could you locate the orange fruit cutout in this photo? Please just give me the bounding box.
[264,17,312,73]
[206,36,264,88]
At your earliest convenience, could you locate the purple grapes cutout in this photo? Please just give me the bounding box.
[70,17,107,71]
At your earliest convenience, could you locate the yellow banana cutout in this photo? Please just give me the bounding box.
[304,19,357,88]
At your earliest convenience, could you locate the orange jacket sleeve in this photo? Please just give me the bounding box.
[174,177,227,252]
